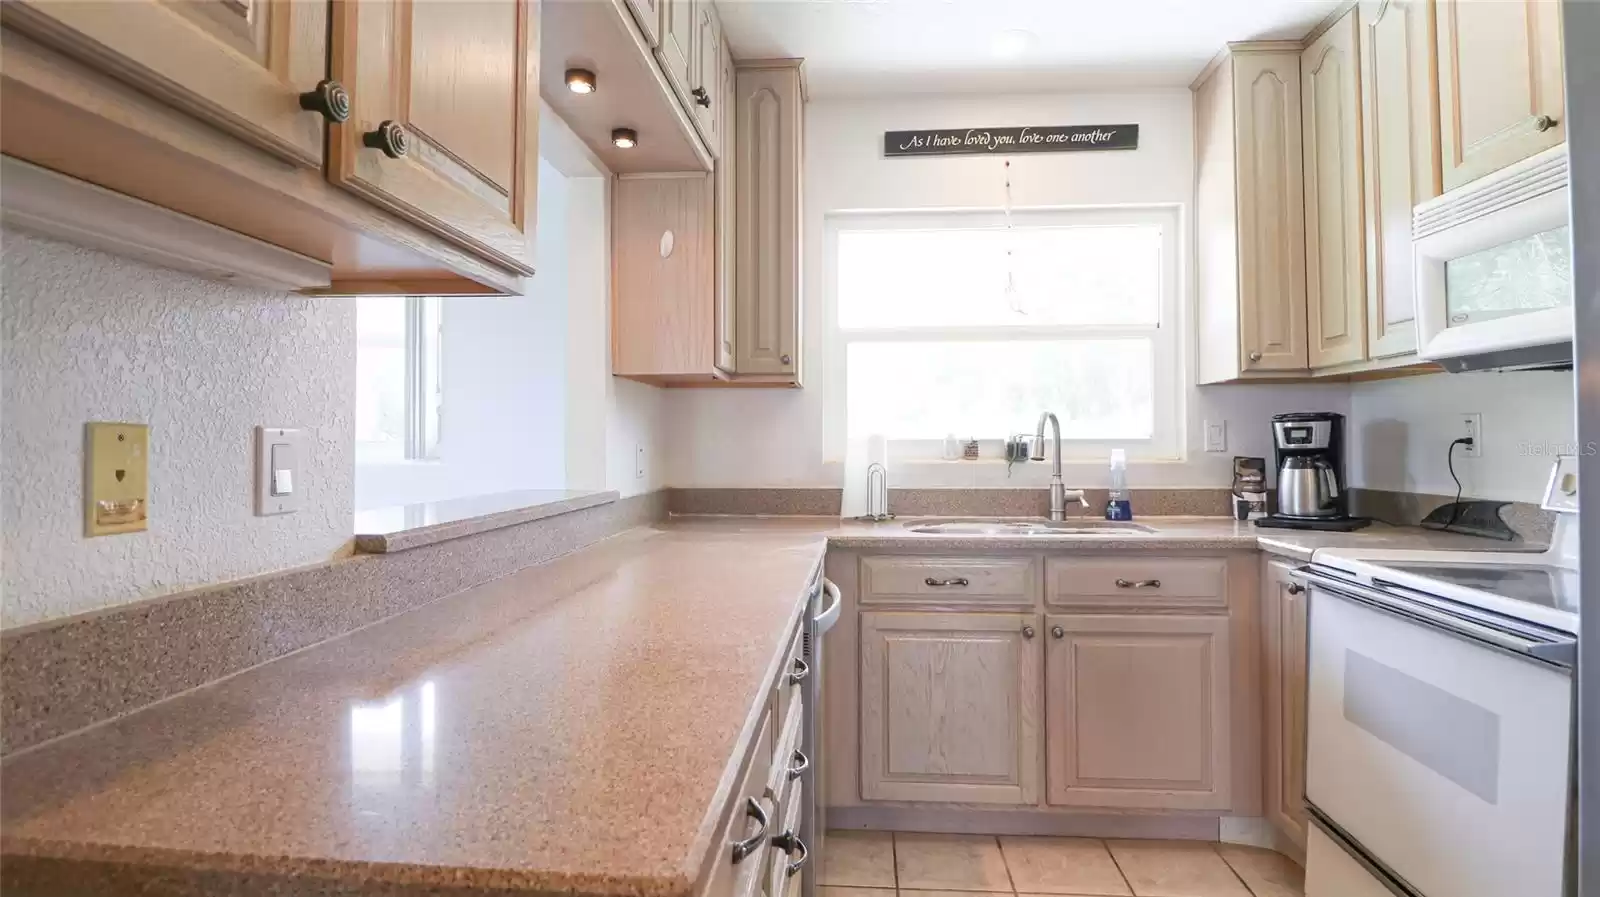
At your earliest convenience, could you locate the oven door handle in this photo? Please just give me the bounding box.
[1295,567,1577,670]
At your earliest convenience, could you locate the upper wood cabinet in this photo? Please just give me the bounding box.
[716,38,738,373]
[1,0,330,169]
[612,174,717,382]
[624,0,663,48]
[734,61,804,378]
[1359,0,1441,360]
[1045,613,1234,811]
[1261,559,1309,851]
[1302,11,1368,369]
[329,0,537,275]
[1436,0,1565,191]
[656,0,697,109]
[692,3,724,148]
[859,611,1042,805]
[1193,43,1309,384]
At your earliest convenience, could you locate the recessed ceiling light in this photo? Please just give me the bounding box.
[566,68,597,94]
[991,29,1038,61]
[612,128,638,149]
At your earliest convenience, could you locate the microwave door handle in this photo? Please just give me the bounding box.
[1297,568,1577,669]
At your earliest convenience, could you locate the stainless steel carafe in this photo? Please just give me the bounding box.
[1277,455,1341,517]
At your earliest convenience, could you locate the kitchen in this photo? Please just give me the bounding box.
[0,1,1594,897]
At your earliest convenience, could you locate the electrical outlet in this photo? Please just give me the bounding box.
[1459,413,1483,458]
[635,441,646,479]
[1203,420,1228,453]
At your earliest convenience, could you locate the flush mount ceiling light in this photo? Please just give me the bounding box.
[990,28,1038,60]
[612,127,638,149]
[565,68,597,94]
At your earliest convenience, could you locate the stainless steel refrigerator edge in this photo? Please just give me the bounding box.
[1566,2,1600,894]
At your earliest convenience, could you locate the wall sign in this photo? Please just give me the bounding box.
[883,124,1139,157]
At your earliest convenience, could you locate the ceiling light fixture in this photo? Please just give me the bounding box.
[612,128,638,149]
[565,68,597,94]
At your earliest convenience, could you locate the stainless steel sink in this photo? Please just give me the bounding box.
[902,518,1155,536]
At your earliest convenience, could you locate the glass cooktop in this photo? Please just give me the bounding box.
[1381,563,1579,615]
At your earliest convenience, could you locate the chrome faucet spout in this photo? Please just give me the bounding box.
[1034,411,1070,521]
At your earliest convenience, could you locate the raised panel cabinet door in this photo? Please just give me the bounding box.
[734,64,804,377]
[624,0,663,48]
[1045,613,1232,810]
[328,0,537,275]
[1261,560,1309,849]
[692,5,723,150]
[1302,11,1369,369]
[656,0,697,108]
[1,0,328,168]
[1232,50,1309,372]
[1437,0,1565,190]
[1359,0,1441,360]
[859,611,1042,804]
[715,38,737,373]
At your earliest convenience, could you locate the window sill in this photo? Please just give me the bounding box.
[353,489,619,554]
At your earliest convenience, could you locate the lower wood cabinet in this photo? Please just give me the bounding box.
[1045,613,1233,810]
[1262,559,1309,849]
[858,611,1041,804]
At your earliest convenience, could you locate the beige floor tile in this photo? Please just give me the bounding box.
[821,831,897,888]
[895,833,1013,892]
[1216,844,1304,897]
[820,888,896,897]
[1000,837,1132,896]
[1106,840,1251,897]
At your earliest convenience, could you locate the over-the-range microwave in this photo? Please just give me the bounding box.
[1412,144,1573,372]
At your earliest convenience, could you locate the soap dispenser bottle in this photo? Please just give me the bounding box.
[1106,449,1132,520]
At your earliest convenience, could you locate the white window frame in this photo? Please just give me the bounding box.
[824,205,1184,463]
[355,296,441,465]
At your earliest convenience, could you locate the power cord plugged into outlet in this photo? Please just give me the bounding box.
[1446,436,1476,526]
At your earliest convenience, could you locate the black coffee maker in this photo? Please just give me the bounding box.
[1255,412,1370,531]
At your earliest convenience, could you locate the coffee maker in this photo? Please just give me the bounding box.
[1255,411,1370,531]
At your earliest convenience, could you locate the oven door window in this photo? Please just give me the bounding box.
[1443,225,1571,327]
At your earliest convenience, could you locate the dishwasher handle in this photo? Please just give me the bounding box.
[814,578,842,634]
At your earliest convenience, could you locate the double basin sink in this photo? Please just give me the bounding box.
[902,518,1156,536]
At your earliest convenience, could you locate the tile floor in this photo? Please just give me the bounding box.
[819,831,1304,897]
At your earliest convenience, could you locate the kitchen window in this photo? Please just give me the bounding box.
[355,296,441,464]
[831,207,1181,459]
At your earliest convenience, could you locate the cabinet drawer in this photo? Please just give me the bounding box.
[766,779,805,897]
[701,704,776,897]
[1046,558,1226,609]
[767,692,805,799]
[860,556,1037,607]
[774,623,805,737]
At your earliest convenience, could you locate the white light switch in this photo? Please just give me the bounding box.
[255,426,306,516]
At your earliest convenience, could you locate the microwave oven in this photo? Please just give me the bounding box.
[1412,144,1572,372]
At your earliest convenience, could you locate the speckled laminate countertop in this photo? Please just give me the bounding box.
[0,515,1528,896]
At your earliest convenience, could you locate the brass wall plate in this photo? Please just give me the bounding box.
[85,422,149,537]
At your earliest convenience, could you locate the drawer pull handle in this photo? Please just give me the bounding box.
[363,120,409,159]
[731,797,770,863]
[788,657,810,686]
[924,577,970,587]
[787,749,810,781]
[298,79,351,123]
[1115,578,1162,589]
[771,831,810,876]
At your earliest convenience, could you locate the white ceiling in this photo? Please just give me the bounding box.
[716,0,1343,97]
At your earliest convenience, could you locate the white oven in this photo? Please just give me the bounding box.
[1412,144,1573,371]
[1300,566,1575,897]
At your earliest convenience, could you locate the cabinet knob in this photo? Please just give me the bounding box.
[780,354,792,365]
[362,120,409,159]
[1022,625,1036,639]
[1051,625,1065,639]
[1286,582,1305,595]
[1248,351,1263,363]
[692,86,712,108]
[298,79,351,123]
[1535,114,1559,132]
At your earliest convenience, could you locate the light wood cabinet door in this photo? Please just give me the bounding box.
[328,0,537,275]
[612,174,716,378]
[1,0,328,168]
[1046,613,1233,810]
[624,0,663,48]
[1436,0,1565,190]
[734,63,804,377]
[1359,0,1441,360]
[1302,11,1368,369]
[692,4,724,151]
[1232,49,1309,373]
[656,0,697,108]
[859,612,1042,805]
[715,38,737,373]
[1261,560,1308,849]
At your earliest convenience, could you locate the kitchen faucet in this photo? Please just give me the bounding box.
[1031,411,1089,521]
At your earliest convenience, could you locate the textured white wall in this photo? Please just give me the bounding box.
[1348,370,1576,501]
[2,229,355,628]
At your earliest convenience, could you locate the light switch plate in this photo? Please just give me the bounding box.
[255,426,306,516]
[1203,420,1228,453]
[85,422,149,537]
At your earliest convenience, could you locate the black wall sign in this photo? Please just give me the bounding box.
[883,124,1139,157]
